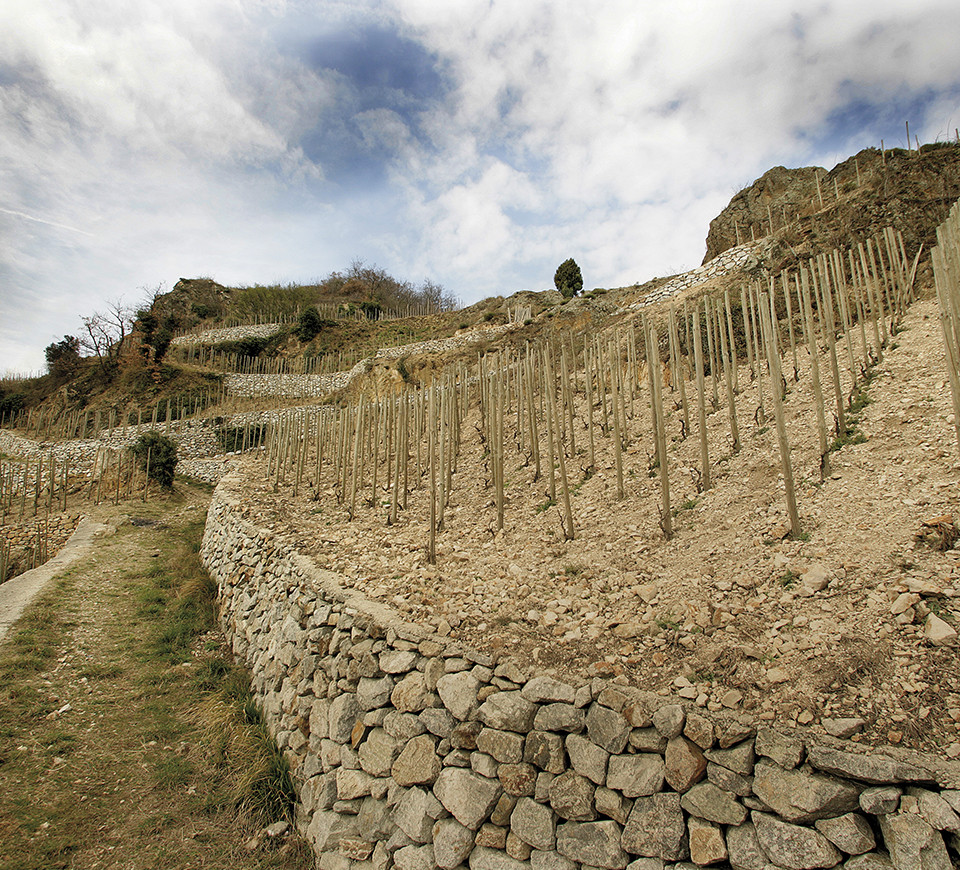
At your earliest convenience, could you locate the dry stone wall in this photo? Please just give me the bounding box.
[628,242,766,310]
[0,420,220,463]
[224,324,515,400]
[1,512,81,580]
[0,423,233,486]
[202,472,960,870]
[225,372,351,398]
[170,323,286,347]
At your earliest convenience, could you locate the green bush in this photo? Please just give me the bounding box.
[44,335,81,381]
[132,431,179,487]
[0,392,26,417]
[554,258,583,298]
[213,335,271,358]
[295,306,324,342]
[359,301,382,320]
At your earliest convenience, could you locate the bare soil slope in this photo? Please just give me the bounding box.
[234,289,960,758]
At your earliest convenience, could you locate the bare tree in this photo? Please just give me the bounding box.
[418,279,459,313]
[80,299,132,373]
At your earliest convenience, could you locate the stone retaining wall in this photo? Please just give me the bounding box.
[1,512,81,580]
[629,242,765,310]
[0,423,235,487]
[224,324,515,399]
[201,471,960,870]
[0,421,220,464]
[225,372,351,398]
[170,323,286,347]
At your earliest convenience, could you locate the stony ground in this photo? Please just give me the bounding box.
[235,290,960,758]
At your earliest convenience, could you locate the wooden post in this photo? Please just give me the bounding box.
[596,336,610,435]
[390,396,405,525]
[749,283,766,421]
[933,204,960,454]
[849,248,878,366]
[858,241,886,354]
[494,361,505,531]
[717,292,740,453]
[800,266,831,478]
[348,400,364,519]
[866,238,893,337]
[692,305,711,490]
[705,297,720,409]
[724,290,740,392]
[761,290,801,536]
[831,250,858,388]
[583,343,595,472]
[934,244,960,455]
[608,338,625,500]
[781,271,799,380]
[143,447,151,502]
[428,386,437,563]
[525,346,541,481]
[815,256,847,436]
[541,348,557,504]
[645,320,671,538]
[561,342,576,454]
[667,306,689,435]
[740,285,755,380]
[546,350,574,539]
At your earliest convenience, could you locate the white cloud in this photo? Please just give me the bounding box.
[379,0,960,293]
[2,2,283,162]
[2,0,959,371]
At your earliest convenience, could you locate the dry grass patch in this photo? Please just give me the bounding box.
[0,483,313,870]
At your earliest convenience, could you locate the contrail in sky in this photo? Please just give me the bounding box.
[0,207,95,237]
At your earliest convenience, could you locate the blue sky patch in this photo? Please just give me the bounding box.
[302,24,447,101]
[289,23,451,186]
[806,83,953,156]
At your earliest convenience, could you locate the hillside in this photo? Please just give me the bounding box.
[704,143,960,264]
[216,265,959,740]
[4,140,960,870]
[2,141,960,755]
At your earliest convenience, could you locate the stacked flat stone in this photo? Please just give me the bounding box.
[169,323,286,347]
[0,406,333,489]
[1,421,222,465]
[628,242,765,311]
[224,323,516,400]
[0,512,81,575]
[201,472,960,870]
[225,372,352,399]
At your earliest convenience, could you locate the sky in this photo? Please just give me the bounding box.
[2,0,960,374]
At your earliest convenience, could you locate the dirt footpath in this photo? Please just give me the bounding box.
[0,484,313,870]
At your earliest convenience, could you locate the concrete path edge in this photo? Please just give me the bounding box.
[0,518,109,644]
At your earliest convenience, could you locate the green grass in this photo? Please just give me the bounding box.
[830,384,873,452]
[655,612,681,631]
[780,570,799,589]
[0,486,312,870]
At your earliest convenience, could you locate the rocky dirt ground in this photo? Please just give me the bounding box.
[234,289,960,759]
